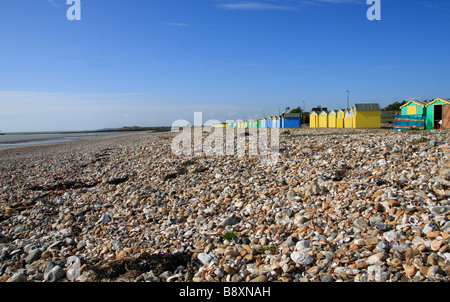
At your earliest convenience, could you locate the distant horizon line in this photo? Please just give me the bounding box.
[0,126,172,135]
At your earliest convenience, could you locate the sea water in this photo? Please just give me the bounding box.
[0,132,132,147]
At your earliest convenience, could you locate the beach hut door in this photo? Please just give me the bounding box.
[434,105,443,129]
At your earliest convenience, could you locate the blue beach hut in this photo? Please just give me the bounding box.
[260,118,267,128]
[276,116,282,128]
[266,116,272,128]
[282,113,301,128]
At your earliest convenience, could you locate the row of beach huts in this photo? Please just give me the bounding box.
[211,113,303,129]
[211,98,450,130]
[309,103,381,129]
[313,98,450,130]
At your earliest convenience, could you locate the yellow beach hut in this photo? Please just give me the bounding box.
[328,110,337,128]
[353,103,381,128]
[344,109,353,128]
[352,107,356,128]
[309,110,319,128]
[318,110,328,128]
[336,109,345,128]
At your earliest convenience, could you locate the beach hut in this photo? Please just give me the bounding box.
[352,103,381,128]
[271,116,278,128]
[283,113,301,128]
[344,109,353,128]
[394,101,427,130]
[318,111,328,128]
[400,100,427,117]
[336,109,345,128]
[276,116,282,128]
[260,118,267,128]
[328,110,337,128]
[424,98,450,129]
[309,111,319,128]
[266,117,272,128]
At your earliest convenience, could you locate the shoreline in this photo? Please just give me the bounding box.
[0,130,172,153]
[0,129,171,150]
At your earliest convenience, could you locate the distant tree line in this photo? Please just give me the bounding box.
[382,101,407,111]
[289,107,303,113]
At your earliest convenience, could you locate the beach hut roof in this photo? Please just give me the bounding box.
[354,103,381,111]
[283,113,301,118]
[310,110,319,116]
[400,100,428,109]
[425,98,450,107]
[320,110,329,114]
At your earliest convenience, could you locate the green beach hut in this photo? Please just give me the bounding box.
[425,98,450,129]
[400,100,427,117]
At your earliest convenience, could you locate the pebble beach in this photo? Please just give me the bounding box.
[0,128,449,283]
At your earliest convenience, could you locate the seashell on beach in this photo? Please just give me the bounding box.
[290,251,314,266]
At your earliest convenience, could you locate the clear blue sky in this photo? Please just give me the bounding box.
[1,0,449,131]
